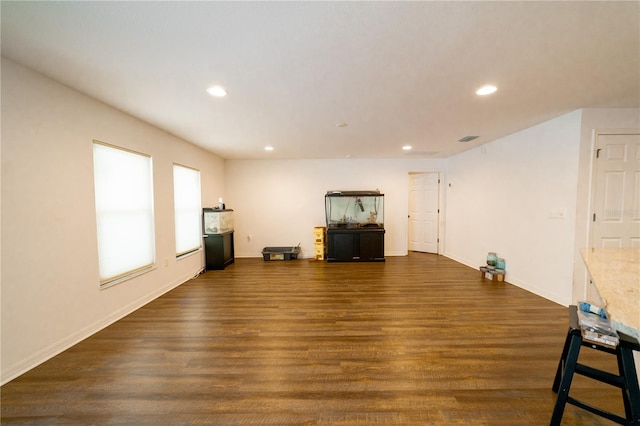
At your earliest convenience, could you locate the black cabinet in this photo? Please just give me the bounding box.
[204,231,234,270]
[326,228,385,262]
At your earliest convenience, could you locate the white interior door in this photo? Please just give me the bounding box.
[409,172,439,253]
[591,133,640,248]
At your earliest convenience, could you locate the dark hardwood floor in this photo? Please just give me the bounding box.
[1,253,627,424]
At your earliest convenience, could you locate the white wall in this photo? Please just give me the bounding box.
[1,59,225,384]
[572,108,640,302]
[224,158,445,258]
[444,111,583,305]
[3,56,636,385]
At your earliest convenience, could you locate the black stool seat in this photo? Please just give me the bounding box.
[551,305,640,425]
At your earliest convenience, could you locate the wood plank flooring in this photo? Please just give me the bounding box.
[1,253,628,425]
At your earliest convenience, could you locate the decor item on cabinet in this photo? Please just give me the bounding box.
[203,208,234,270]
[325,191,385,262]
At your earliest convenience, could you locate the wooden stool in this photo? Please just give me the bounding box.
[551,305,640,425]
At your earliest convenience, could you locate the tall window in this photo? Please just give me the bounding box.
[93,141,155,286]
[173,164,202,256]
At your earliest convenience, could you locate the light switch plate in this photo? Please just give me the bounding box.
[548,208,567,219]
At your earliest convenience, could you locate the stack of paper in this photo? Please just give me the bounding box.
[577,308,619,348]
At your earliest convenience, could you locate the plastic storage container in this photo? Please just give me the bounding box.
[262,246,301,261]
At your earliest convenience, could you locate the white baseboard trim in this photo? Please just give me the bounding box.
[443,251,568,307]
[235,252,409,259]
[1,269,198,386]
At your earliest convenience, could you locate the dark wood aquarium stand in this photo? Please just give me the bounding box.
[326,228,385,262]
[204,231,234,270]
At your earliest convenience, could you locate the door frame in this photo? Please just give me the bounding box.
[574,128,639,302]
[407,171,444,255]
[588,129,640,248]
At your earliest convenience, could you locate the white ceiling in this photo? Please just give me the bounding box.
[2,1,638,160]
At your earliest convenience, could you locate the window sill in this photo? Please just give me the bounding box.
[100,265,157,290]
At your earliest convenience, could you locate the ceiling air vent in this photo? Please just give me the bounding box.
[458,135,479,142]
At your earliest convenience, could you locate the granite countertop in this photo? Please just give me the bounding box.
[580,248,640,338]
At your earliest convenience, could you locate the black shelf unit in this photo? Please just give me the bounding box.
[204,231,234,270]
[326,228,385,262]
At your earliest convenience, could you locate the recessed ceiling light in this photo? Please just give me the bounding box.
[336,122,348,128]
[207,85,228,97]
[264,146,274,151]
[402,145,412,151]
[476,85,497,96]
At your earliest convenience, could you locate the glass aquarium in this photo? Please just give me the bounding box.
[203,208,234,234]
[325,191,384,229]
